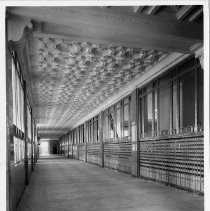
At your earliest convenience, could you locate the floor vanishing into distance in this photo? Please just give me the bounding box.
[17,155,204,211]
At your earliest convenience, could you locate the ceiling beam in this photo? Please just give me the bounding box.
[133,6,145,13]
[147,6,160,15]
[188,7,203,22]
[8,7,203,53]
[176,5,195,20]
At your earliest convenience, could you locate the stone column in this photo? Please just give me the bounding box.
[67,133,70,158]
[84,122,88,162]
[130,89,139,177]
[71,137,74,158]
[23,80,29,185]
[7,13,34,187]
[6,27,14,210]
[98,111,104,167]
[31,111,34,171]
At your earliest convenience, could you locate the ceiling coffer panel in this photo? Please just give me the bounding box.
[32,37,168,130]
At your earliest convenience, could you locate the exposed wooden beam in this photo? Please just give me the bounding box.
[133,6,145,13]
[147,6,160,15]
[188,7,203,22]
[7,7,203,53]
[176,5,195,20]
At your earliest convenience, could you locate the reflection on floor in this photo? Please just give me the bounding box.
[17,155,204,211]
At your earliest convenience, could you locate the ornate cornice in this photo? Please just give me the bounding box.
[8,26,33,52]
[7,13,32,43]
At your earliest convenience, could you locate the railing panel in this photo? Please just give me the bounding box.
[87,143,101,165]
[78,144,86,161]
[73,145,78,159]
[139,135,204,193]
[104,141,132,173]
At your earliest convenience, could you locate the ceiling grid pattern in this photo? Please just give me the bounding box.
[32,36,168,132]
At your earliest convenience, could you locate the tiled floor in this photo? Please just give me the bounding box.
[17,155,204,211]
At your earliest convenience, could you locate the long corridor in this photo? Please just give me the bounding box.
[17,156,204,211]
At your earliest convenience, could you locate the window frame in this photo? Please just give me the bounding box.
[138,57,203,139]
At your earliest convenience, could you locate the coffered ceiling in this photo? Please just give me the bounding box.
[7,5,203,139]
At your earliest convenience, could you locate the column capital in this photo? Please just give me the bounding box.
[195,46,204,69]
[7,13,32,43]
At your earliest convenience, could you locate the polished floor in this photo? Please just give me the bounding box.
[17,155,204,211]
